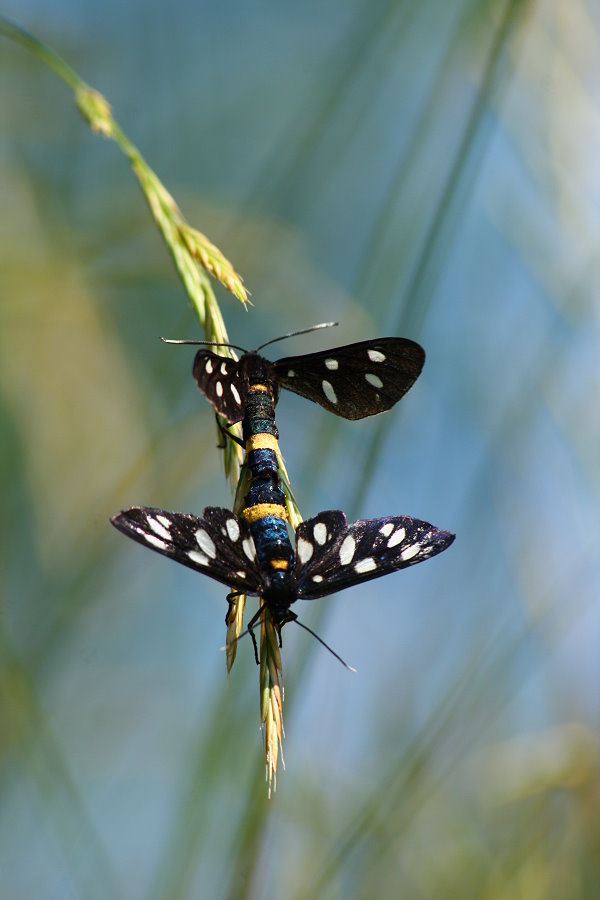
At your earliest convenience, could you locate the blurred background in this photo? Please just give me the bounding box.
[1,0,599,897]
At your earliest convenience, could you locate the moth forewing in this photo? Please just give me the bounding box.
[192,349,246,423]
[110,506,265,597]
[274,337,425,420]
[293,512,455,600]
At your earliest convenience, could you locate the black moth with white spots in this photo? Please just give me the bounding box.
[192,337,425,424]
[111,505,454,628]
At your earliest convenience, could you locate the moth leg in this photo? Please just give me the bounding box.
[276,610,296,647]
[245,606,266,666]
[225,590,243,626]
[216,417,244,449]
[248,626,260,666]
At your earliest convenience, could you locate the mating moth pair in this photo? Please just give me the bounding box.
[112,326,454,655]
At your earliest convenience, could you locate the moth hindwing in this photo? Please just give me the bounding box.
[110,505,265,596]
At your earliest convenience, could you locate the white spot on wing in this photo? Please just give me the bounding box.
[354,557,376,574]
[322,380,337,405]
[365,373,383,388]
[230,383,241,405]
[387,528,406,548]
[216,381,223,397]
[156,515,171,529]
[313,522,327,545]
[339,534,356,565]
[188,549,209,566]
[205,359,213,373]
[226,518,240,542]
[195,528,216,558]
[297,537,313,564]
[379,522,394,537]
[401,543,421,561]
[325,358,338,370]
[368,349,386,363]
[145,533,168,551]
[242,537,256,561]
[287,369,295,377]
[312,575,323,583]
[147,516,171,541]
[220,362,228,375]
[236,570,246,579]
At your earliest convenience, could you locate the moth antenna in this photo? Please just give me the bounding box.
[292,619,356,672]
[160,337,247,353]
[161,322,338,354]
[255,321,339,352]
[219,625,253,651]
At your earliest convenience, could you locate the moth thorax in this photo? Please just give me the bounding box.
[243,351,275,384]
[264,569,295,622]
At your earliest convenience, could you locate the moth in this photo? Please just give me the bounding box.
[186,325,425,424]
[111,504,454,638]
[113,324,453,657]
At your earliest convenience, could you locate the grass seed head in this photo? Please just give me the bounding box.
[260,605,284,798]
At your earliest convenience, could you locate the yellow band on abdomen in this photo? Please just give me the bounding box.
[245,433,278,452]
[247,383,269,393]
[243,502,287,523]
[269,558,289,571]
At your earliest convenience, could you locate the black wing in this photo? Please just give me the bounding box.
[192,350,245,423]
[274,337,425,420]
[111,505,265,596]
[293,510,454,600]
